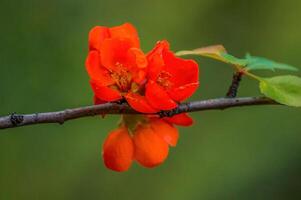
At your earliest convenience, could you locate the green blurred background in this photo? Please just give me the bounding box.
[0,0,301,199]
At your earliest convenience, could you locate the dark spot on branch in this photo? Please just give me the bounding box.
[10,113,24,126]
[158,103,185,118]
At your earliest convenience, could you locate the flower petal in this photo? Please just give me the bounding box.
[145,81,177,110]
[85,51,115,86]
[126,48,147,83]
[127,48,147,69]
[163,113,193,127]
[146,40,169,80]
[132,70,146,84]
[88,26,110,51]
[103,127,134,172]
[167,82,199,102]
[109,23,140,48]
[163,50,199,89]
[133,124,169,168]
[90,80,122,102]
[100,38,132,72]
[150,119,179,146]
[125,92,158,113]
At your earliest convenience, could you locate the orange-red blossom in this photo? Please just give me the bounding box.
[103,117,179,171]
[85,23,199,172]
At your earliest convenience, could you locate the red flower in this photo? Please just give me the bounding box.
[145,40,199,110]
[128,40,199,126]
[86,24,199,115]
[86,23,156,112]
[102,118,179,172]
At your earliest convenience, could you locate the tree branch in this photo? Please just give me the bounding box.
[0,97,279,130]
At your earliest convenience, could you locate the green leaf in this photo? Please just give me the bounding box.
[176,46,299,72]
[220,53,248,66]
[245,54,298,72]
[176,45,247,66]
[176,45,228,61]
[259,75,301,107]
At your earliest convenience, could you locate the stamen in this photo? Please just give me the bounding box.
[157,71,172,88]
[111,63,132,92]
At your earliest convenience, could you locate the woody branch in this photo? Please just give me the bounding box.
[0,97,278,130]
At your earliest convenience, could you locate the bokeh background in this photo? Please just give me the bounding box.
[0,0,301,199]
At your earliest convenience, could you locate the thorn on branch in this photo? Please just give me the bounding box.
[226,72,243,98]
[10,112,24,126]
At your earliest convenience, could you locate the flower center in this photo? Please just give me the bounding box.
[111,62,132,92]
[156,71,172,89]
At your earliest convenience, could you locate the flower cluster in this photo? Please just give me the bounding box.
[85,23,199,172]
